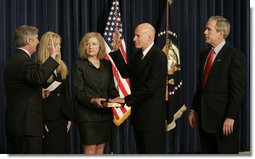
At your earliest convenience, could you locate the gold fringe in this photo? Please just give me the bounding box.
[166,105,187,131]
[112,105,186,128]
[113,108,131,126]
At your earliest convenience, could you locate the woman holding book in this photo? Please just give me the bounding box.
[73,32,118,154]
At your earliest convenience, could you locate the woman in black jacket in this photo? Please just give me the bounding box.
[73,32,118,154]
[38,32,72,154]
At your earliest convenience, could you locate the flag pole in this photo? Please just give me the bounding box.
[113,0,121,91]
[165,0,169,101]
[114,0,118,30]
[165,0,169,52]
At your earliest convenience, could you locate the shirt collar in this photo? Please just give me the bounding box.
[18,48,31,57]
[213,40,226,55]
[142,43,154,57]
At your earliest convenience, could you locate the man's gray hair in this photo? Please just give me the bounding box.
[208,16,230,39]
[14,25,39,47]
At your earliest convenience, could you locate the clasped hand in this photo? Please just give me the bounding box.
[109,97,125,104]
[42,88,50,99]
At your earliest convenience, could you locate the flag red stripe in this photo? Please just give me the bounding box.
[112,108,120,120]
[120,106,127,114]
[120,43,127,62]
[112,66,129,96]
[119,44,130,86]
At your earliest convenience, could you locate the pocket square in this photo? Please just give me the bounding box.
[217,59,221,62]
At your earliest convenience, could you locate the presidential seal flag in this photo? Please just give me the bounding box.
[157,0,186,131]
[103,0,131,126]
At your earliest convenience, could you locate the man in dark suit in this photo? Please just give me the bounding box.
[4,25,59,154]
[188,16,246,154]
[110,23,167,154]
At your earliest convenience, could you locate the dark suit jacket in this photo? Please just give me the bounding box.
[110,44,167,131]
[72,59,118,122]
[191,43,246,133]
[42,74,72,122]
[4,49,59,136]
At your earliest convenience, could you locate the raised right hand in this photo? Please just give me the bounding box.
[48,38,59,58]
[112,30,121,51]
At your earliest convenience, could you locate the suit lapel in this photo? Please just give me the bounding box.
[132,51,142,81]
[137,48,152,71]
[132,47,153,84]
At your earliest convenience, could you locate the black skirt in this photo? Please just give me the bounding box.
[78,121,112,145]
[43,120,69,154]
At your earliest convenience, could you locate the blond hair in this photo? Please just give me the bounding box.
[78,32,106,59]
[38,31,68,83]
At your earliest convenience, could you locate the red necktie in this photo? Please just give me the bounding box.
[202,49,215,89]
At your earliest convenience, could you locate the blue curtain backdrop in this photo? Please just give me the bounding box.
[0,0,250,154]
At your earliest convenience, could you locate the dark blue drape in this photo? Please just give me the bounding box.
[0,0,250,154]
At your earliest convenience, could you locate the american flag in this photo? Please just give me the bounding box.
[103,0,131,126]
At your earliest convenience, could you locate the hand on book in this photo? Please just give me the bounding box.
[109,97,125,104]
[90,98,107,108]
